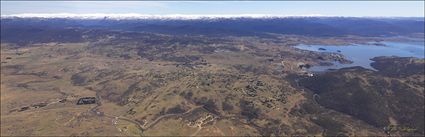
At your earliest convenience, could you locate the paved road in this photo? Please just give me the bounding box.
[89,92,145,133]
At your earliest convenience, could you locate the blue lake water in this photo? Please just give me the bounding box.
[295,41,425,72]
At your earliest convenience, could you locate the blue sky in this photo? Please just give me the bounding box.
[1,1,424,17]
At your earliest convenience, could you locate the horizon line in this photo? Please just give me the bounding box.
[2,13,424,19]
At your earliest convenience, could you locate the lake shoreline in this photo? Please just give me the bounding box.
[295,40,425,72]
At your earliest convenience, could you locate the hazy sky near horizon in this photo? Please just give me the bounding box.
[1,1,424,17]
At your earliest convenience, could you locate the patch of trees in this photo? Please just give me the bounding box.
[239,100,261,121]
[257,119,283,136]
[298,64,311,69]
[179,91,193,100]
[222,101,234,111]
[71,73,90,86]
[311,116,347,136]
[166,105,186,114]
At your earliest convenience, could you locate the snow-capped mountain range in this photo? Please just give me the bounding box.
[2,13,423,41]
[1,13,344,20]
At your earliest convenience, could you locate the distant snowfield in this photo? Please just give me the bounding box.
[0,13,333,20]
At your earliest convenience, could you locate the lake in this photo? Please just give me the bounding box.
[295,41,425,72]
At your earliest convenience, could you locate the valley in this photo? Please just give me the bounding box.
[1,17,424,136]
